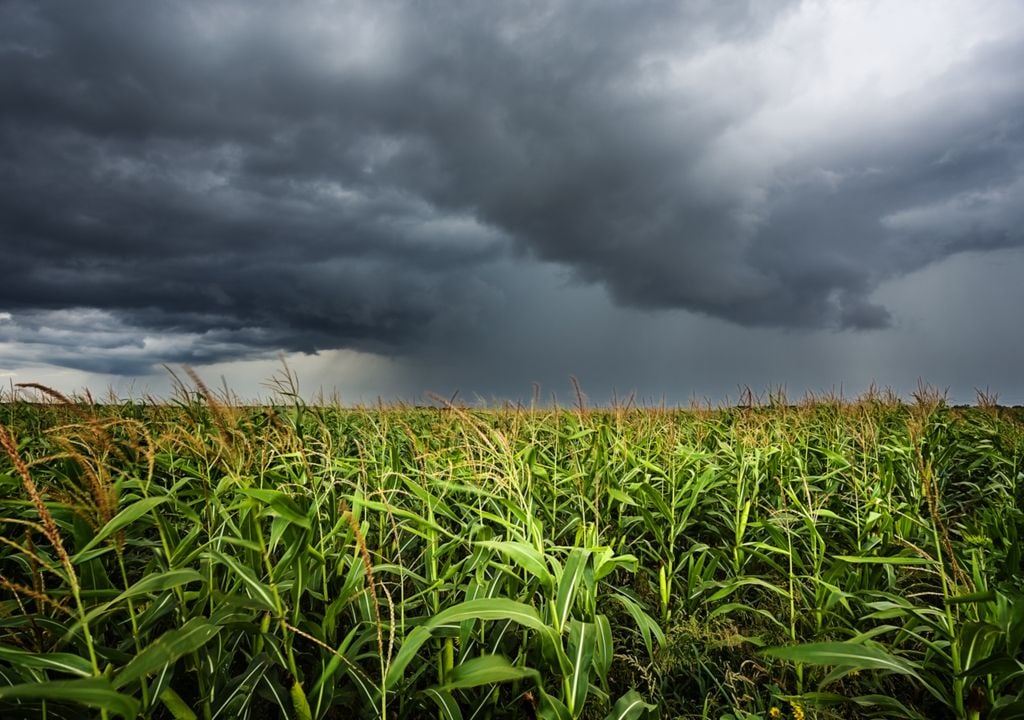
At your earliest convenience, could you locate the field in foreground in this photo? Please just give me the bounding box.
[1,383,1023,720]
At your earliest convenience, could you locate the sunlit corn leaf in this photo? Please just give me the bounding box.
[592,548,638,582]
[439,654,540,690]
[833,555,937,565]
[386,599,552,691]
[476,540,554,589]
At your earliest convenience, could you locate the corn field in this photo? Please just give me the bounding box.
[1,378,1023,719]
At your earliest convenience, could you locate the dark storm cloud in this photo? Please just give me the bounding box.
[2,0,1024,374]
[0,308,302,375]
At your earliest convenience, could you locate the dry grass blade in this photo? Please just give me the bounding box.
[0,424,74,581]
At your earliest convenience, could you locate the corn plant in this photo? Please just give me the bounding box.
[0,381,1022,719]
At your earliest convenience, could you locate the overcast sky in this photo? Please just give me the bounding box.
[2,0,1023,404]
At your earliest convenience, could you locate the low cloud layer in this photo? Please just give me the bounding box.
[2,1,1023,382]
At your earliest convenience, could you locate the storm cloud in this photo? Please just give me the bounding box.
[1,0,1024,387]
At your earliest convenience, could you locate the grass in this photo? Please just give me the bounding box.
[1,374,1023,719]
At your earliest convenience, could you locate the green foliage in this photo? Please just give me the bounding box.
[1,383,1022,719]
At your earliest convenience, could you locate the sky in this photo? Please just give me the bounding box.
[2,0,1024,405]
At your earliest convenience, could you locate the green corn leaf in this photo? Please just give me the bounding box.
[160,686,199,720]
[708,602,789,632]
[707,576,791,602]
[592,549,637,582]
[73,496,168,559]
[567,620,596,715]
[430,597,550,634]
[439,654,540,690]
[606,487,635,506]
[960,655,1022,678]
[205,550,278,611]
[763,642,922,678]
[946,590,998,605]
[592,614,613,687]
[386,599,551,690]
[476,540,554,589]
[555,548,589,632]
[0,677,140,719]
[290,679,313,720]
[833,555,938,565]
[959,621,1002,674]
[848,694,931,720]
[538,690,573,720]
[798,691,856,708]
[115,569,206,602]
[990,696,1024,720]
[423,687,464,720]
[612,593,665,658]
[237,488,311,529]
[637,482,672,519]
[114,617,222,688]
[1006,595,1024,656]
[0,644,93,677]
[400,475,459,523]
[309,626,367,696]
[351,497,446,535]
[385,625,434,691]
[210,655,271,720]
[605,689,656,720]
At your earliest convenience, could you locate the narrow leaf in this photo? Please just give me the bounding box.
[206,550,277,611]
[238,488,311,529]
[0,645,92,677]
[74,497,168,559]
[567,620,596,715]
[555,548,589,632]
[0,678,140,719]
[115,618,222,688]
[605,689,655,720]
[834,555,937,566]
[440,655,539,690]
[386,599,550,690]
[423,688,464,720]
[476,540,553,589]
[593,614,613,687]
[763,642,922,678]
[114,569,205,602]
